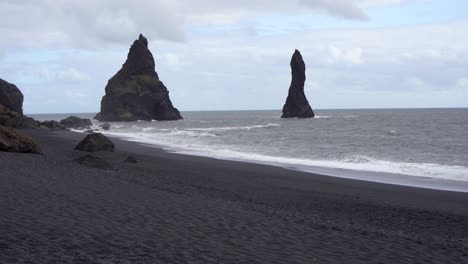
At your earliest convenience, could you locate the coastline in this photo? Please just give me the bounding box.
[1,129,468,263]
[93,127,468,193]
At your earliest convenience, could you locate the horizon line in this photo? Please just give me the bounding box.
[25,106,468,115]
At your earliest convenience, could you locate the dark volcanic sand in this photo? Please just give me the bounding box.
[1,129,467,264]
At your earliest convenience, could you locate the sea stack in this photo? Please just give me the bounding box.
[281,49,315,118]
[95,34,182,122]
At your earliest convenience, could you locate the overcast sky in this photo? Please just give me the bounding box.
[0,0,467,114]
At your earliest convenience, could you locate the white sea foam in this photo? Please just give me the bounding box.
[386,129,399,136]
[167,129,218,138]
[142,127,156,132]
[35,109,468,192]
[186,123,280,132]
[100,130,468,187]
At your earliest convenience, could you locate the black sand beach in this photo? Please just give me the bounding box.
[1,129,468,263]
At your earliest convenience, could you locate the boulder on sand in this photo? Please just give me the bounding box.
[281,49,315,118]
[74,133,115,152]
[0,126,41,154]
[0,104,39,129]
[39,120,66,130]
[60,116,92,129]
[94,34,182,122]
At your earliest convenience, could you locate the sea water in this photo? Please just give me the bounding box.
[30,109,468,191]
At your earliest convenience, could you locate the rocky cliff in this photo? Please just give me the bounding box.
[281,50,315,118]
[0,78,40,129]
[95,34,182,122]
[0,78,24,115]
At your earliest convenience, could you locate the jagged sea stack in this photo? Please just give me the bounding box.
[281,49,315,118]
[95,34,182,121]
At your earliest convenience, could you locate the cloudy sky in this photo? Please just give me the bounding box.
[0,0,467,114]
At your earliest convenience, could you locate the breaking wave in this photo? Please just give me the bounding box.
[167,129,218,138]
[186,123,280,132]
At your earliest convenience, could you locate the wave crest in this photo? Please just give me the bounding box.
[187,123,280,132]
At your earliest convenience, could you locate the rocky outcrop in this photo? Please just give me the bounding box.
[0,104,40,129]
[75,154,114,170]
[0,78,41,129]
[39,120,66,130]
[74,133,115,152]
[60,116,92,129]
[0,78,24,115]
[0,126,41,154]
[281,50,315,118]
[94,34,182,122]
[100,123,110,130]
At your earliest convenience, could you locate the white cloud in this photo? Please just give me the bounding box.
[34,66,89,82]
[300,0,368,20]
[406,77,425,89]
[0,0,421,51]
[162,53,182,71]
[456,78,468,89]
[65,89,88,99]
[326,45,364,65]
[57,68,90,81]
[36,65,52,80]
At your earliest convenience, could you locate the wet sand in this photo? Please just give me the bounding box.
[1,129,467,263]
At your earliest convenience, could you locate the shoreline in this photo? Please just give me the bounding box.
[2,129,468,263]
[92,128,468,193]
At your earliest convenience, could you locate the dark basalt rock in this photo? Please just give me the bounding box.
[74,133,114,152]
[100,123,110,130]
[0,104,39,129]
[281,49,315,118]
[39,120,66,130]
[0,79,40,129]
[0,78,24,115]
[75,154,114,170]
[95,34,182,122]
[0,126,41,154]
[60,116,92,129]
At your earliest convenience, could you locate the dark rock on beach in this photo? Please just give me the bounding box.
[0,78,24,115]
[75,133,115,152]
[75,154,114,170]
[94,34,182,122]
[281,49,315,118]
[100,123,110,130]
[39,120,66,130]
[0,104,40,129]
[0,79,41,129]
[0,126,41,154]
[60,116,92,129]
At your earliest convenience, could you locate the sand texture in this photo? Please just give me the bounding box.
[1,130,468,263]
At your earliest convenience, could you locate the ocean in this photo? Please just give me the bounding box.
[30,108,468,191]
